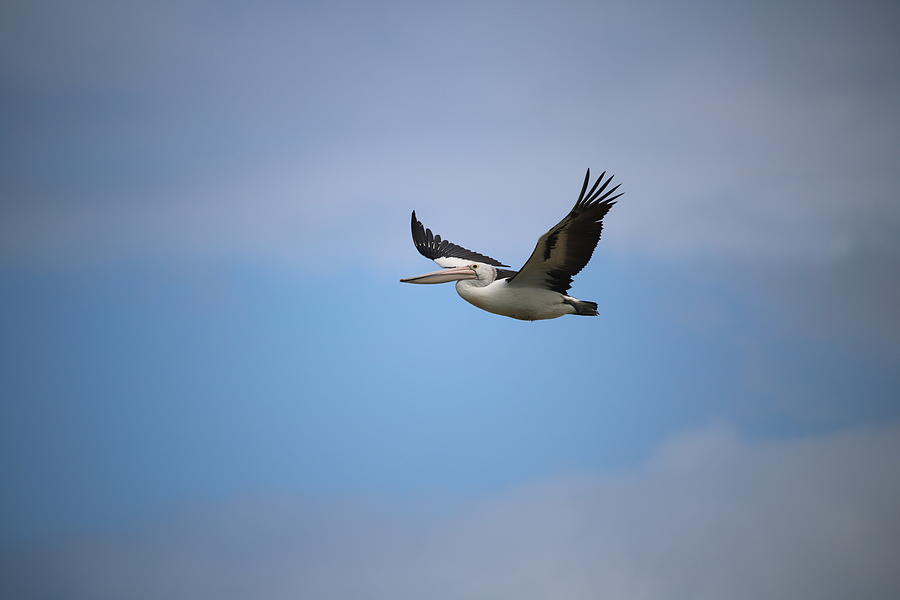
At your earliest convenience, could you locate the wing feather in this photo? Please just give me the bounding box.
[507,169,622,294]
[410,211,510,267]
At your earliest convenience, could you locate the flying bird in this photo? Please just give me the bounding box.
[401,169,623,321]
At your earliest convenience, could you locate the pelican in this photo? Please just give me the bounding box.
[401,169,623,321]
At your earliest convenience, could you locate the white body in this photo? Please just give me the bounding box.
[401,260,591,321]
[456,278,576,321]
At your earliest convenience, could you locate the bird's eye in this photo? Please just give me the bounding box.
[471,264,478,269]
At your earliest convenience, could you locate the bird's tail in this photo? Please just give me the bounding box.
[565,298,599,316]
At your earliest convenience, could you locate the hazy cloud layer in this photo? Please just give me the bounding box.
[2,0,898,267]
[3,1,898,344]
[5,422,899,599]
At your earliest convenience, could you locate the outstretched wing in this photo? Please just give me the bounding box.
[506,169,622,294]
[410,210,510,268]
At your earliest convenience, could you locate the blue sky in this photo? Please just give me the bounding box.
[2,1,899,597]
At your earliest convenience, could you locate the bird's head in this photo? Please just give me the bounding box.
[400,263,495,285]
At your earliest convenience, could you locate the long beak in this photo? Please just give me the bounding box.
[400,266,477,284]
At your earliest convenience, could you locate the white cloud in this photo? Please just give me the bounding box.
[5,422,899,599]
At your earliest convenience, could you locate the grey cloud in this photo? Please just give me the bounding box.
[4,423,899,599]
[2,0,899,266]
[2,0,898,346]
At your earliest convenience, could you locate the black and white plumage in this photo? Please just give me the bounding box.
[506,169,621,294]
[401,169,623,321]
[411,211,509,267]
[410,211,520,280]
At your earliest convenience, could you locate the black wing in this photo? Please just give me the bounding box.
[506,169,622,294]
[410,211,510,267]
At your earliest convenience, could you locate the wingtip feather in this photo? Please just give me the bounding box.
[577,169,591,205]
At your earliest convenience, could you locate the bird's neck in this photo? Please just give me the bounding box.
[456,278,491,291]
